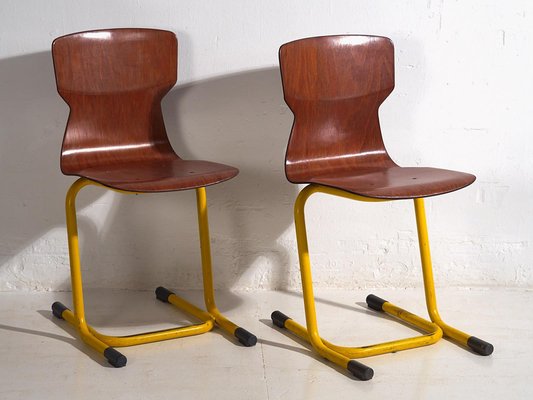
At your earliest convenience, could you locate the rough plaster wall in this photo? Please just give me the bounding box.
[0,0,531,291]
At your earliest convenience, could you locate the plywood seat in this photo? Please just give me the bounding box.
[299,166,475,199]
[75,158,238,192]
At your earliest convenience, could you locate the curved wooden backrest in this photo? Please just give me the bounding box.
[52,28,178,175]
[279,35,397,182]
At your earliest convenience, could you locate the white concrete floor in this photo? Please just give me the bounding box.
[0,287,532,399]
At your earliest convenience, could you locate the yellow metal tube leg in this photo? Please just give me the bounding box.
[52,178,255,368]
[273,185,378,380]
[271,184,491,380]
[195,187,257,347]
[292,186,366,377]
[413,198,493,355]
[52,178,127,367]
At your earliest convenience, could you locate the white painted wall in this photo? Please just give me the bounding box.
[1,0,531,292]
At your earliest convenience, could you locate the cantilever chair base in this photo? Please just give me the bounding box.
[271,184,493,381]
[52,178,256,367]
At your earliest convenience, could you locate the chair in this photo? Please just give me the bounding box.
[271,35,493,380]
[50,28,256,367]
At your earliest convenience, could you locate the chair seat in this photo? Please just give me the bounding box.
[72,158,239,192]
[306,166,476,199]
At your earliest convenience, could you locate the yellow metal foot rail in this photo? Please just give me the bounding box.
[52,178,256,367]
[271,184,493,381]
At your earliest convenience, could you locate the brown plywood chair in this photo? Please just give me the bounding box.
[270,35,493,380]
[50,28,256,367]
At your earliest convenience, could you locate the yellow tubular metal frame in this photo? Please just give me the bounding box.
[273,183,491,379]
[54,177,254,365]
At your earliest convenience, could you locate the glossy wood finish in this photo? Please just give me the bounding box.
[279,35,475,199]
[52,28,238,192]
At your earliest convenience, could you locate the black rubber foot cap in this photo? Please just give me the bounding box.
[271,310,291,329]
[467,336,494,356]
[104,347,127,368]
[366,294,387,312]
[155,286,174,303]
[235,327,257,347]
[52,301,69,319]
[347,360,374,381]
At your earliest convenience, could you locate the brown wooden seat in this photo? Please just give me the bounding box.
[53,28,237,192]
[271,35,492,380]
[280,35,475,199]
[50,28,255,368]
[305,166,475,199]
[73,159,238,192]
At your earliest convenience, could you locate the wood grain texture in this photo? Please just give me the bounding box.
[52,28,238,192]
[279,35,475,199]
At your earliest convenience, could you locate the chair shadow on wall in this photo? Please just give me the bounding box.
[0,51,102,290]
[0,51,296,332]
[77,67,299,325]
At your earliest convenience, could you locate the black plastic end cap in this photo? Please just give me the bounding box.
[155,286,174,303]
[234,327,257,347]
[366,294,387,312]
[52,301,69,319]
[271,310,291,329]
[347,360,374,381]
[467,336,494,356]
[104,347,127,368]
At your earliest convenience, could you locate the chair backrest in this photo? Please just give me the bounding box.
[52,28,178,174]
[279,35,397,182]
